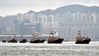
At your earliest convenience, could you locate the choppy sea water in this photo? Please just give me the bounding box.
[0,41,99,56]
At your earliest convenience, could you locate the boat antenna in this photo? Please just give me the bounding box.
[50,29,54,34]
[13,30,16,37]
[21,34,23,38]
[8,35,11,40]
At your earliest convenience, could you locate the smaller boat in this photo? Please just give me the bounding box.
[19,39,27,43]
[19,35,27,43]
[30,39,45,43]
[2,40,6,43]
[8,35,18,43]
[75,31,91,44]
[30,33,45,43]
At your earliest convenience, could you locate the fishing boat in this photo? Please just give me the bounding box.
[47,30,64,43]
[2,40,6,43]
[75,31,91,44]
[19,39,27,43]
[8,35,18,43]
[19,35,27,43]
[30,33,45,43]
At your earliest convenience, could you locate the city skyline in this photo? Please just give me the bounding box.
[0,9,99,40]
[0,0,99,16]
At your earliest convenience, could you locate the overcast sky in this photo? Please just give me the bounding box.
[0,0,99,16]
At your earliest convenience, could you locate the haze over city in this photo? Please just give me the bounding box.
[0,0,99,41]
[0,0,99,16]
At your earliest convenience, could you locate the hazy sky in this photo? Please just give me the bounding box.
[0,0,99,16]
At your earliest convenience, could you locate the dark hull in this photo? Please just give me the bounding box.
[2,40,6,43]
[19,39,27,43]
[75,39,91,44]
[8,39,18,43]
[30,40,45,43]
[48,38,64,43]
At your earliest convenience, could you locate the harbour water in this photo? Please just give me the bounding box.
[0,41,99,56]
